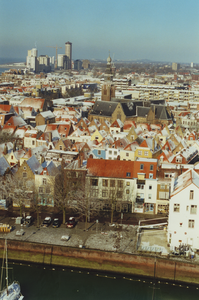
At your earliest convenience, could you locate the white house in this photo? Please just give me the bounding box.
[168,169,199,250]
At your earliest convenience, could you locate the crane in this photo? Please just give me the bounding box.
[47,45,62,69]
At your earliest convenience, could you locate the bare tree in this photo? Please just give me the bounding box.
[0,131,17,145]
[54,162,75,224]
[12,175,34,217]
[31,188,41,228]
[68,181,100,230]
[0,172,13,208]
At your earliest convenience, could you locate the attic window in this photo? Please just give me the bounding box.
[126,172,131,177]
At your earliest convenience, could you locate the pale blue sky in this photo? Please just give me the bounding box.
[0,0,199,62]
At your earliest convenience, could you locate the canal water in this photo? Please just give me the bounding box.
[5,261,199,300]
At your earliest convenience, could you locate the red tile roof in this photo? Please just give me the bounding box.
[87,158,134,178]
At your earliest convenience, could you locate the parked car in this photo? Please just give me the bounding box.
[66,217,77,228]
[25,216,34,227]
[52,218,60,228]
[42,217,52,227]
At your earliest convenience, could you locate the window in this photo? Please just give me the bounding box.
[190,190,194,200]
[140,164,144,170]
[180,223,182,227]
[91,179,98,186]
[160,183,165,189]
[23,166,26,170]
[188,219,195,228]
[39,187,44,193]
[126,181,130,186]
[43,178,47,185]
[117,191,123,198]
[98,150,101,155]
[174,203,180,212]
[186,205,189,211]
[144,151,148,156]
[126,152,129,157]
[176,157,182,163]
[118,180,123,188]
[110,180,115,187]
[126,189,130,194]
[59,146,62,150]
[23,172,27,178]
[46,187,50,193]
[148,194,152,199]
[149,173,153,179]
[102,179,108,187]
[159,192,169,200]
[138,184,144,189]
[114,151,117,155]
[190,205,197,214]
[150,164,154,171]
[102,190,108,197]
[149,185,152,190]
[109,150,112,155]
[126,172,131,177]
[32,141,35,145]
[138,151,142,155]
[91,189,98,197]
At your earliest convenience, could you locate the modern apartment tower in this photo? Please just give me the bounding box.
[65,41,72,69]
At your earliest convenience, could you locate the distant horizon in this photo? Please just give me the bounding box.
[0,57,198,66]
[1,0,199,65]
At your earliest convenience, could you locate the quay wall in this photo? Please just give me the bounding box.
[1,239,199,285]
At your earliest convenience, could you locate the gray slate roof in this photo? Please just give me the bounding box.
[26,155,43,175]
[90,101,118,117]
[0,157,10,176]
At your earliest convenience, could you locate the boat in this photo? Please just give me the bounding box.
[0,240,24,300]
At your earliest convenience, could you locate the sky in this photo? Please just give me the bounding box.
[0,0,199,63]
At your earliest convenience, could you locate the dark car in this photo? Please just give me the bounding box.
[52,218,60,228]
[66,217,77,228]
[25,216,34,227]
[42,217,52,227]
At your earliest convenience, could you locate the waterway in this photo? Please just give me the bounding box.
[5,261,199,300]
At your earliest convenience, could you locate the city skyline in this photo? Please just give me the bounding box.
[0,0,199,63]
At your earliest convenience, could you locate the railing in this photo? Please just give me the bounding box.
[139,245,165,253]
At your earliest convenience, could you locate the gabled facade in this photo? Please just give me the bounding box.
[168,169,199,250]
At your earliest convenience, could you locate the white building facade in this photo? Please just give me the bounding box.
[168,169,199,250]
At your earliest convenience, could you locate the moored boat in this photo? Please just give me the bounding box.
[0,240,24,300]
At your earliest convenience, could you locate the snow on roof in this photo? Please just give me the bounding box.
[40,111,55,119]
[172,169,199,197]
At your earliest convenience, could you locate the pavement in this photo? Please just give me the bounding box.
[0,219,137,254]
[1,216,198,263]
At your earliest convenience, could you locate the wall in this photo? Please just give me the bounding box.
[1,239,199,284]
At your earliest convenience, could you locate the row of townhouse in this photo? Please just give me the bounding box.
[86,157,158,214]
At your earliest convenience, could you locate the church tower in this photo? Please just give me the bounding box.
[101,54,115,101]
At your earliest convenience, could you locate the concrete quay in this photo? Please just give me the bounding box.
[0,218,199,285]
